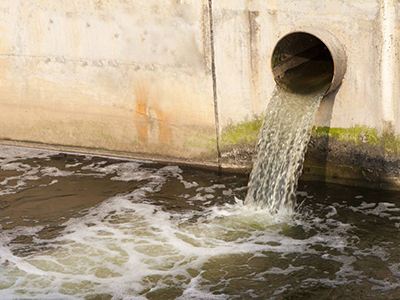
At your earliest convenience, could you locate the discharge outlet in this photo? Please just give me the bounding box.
[272,31,346,94]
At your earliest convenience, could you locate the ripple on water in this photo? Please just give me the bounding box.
[1,145,400,299]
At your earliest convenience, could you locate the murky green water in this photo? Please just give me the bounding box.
[1,145,400,299]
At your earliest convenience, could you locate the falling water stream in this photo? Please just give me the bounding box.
[245,86,327,214]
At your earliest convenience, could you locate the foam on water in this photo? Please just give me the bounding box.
[1,146,400,299]
[0,199,331,299]
[245,87,326,214]
[0,152,294,298]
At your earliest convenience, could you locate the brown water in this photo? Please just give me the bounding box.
[1,145,400,299]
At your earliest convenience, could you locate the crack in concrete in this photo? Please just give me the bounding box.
[207,0,222,171]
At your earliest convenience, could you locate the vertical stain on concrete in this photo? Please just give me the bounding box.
[134,82,173,147]
[153,108,172,145]
[248,10,261,113]
[134,82,149,145]
[201,1,212,73]
[380,0,396,128]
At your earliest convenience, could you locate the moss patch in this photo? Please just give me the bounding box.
[312,126,380,146]
[220,117,263,149]
[381,130,400,155]
[184,133,216,153]
[312,126,400,155]
[221,119,400,157]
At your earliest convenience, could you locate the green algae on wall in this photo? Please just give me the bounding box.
[220,116,263,149]
[312,126,400,155]
[312,126,380,145]
[183,130,217,158]
[221,119,400,156]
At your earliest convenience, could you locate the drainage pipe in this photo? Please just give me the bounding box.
[272,30,347,95]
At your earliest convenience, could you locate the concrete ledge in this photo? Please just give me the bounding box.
[0,139,220,173]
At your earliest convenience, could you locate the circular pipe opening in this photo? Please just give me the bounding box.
[272,32,336,94]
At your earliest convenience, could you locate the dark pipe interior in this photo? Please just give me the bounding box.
[272,32,334,94]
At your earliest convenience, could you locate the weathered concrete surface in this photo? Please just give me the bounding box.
[1,0,400,189]
[0,0,217,163]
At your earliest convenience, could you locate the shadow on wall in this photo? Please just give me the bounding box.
[305,90,337,181]
[305,91,400,189]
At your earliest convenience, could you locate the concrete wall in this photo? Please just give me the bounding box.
[0,0,217,164]
[1,0,400,188]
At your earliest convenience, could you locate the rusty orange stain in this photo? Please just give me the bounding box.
[133,81,174,146]
[134,82,149,145]
[154,108,172,145]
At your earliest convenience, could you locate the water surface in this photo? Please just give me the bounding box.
[1,145,400,299]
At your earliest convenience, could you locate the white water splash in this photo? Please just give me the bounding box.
[1,147,400,299]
